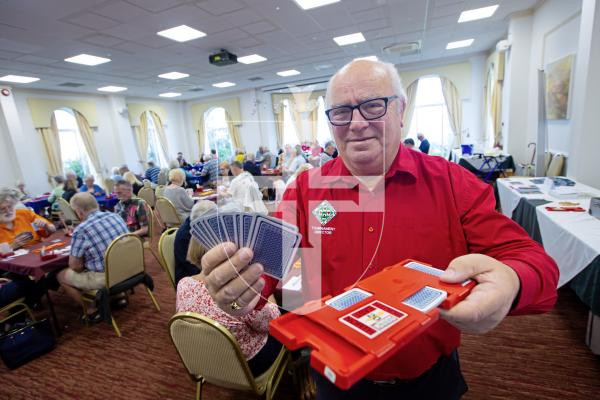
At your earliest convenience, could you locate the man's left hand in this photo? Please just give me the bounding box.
[439,254,520,334]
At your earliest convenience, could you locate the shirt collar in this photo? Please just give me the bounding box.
[320,144,419,184]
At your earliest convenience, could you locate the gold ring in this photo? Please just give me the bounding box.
[230,300,242,310]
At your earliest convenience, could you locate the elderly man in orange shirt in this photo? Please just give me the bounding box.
[0,187,56,250]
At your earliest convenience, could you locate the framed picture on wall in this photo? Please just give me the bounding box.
[544,54,575,120]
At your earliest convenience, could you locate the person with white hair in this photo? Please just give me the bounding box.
[15,181,30,201]
[79,175,105,196]
[198,59,560,398]
[0,187,56,249]
[163,168,194,220]
[110,167,122,182]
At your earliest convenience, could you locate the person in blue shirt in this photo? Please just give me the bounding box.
[417,132,430,154]
[79,175,105,196]
[144,161,161,184]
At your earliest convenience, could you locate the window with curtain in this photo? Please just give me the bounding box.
[484,69,495,149]
[282,99,299,145]
[204,107,233,161]
[316,96,333,145]
[145,112,168,166]
[406,76,453,156]
[53,108,97,179]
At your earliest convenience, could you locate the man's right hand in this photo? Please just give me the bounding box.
[11,232,33,249]
[201,242,265,316]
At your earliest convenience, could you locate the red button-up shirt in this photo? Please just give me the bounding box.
[270,145,558,380]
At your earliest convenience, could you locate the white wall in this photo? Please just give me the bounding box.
[0,87,23,188]
[523,0,582,169]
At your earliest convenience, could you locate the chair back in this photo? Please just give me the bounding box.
[56,198,80,224]
[155,196,182,227]
[138,187,156,208]
[169,312,259,392]
[546,153,566,176]
[104,178,115,194]
[104,233,145,288]
[143,201,155,242]
[158,228,178,289]
[155,185,165,198]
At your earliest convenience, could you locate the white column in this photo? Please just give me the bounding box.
[569,0,600,187]
[0,86,23,187]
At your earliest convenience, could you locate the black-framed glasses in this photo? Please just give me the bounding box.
[325,95,399,126]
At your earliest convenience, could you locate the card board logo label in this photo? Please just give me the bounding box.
[313,200,336,226]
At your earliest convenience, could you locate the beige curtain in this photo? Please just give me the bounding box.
[196,113,205,156]
[309,109,318,142]
[272,102,284,148]
[402,81,418,139]
[440,78,463,146]
[149,110,170,159]
[225,110,242,149]
[73,110,103,179]
[38,114,62,180]
[289,100,304,143]
[491,80,503,147]
[133,121,148,163]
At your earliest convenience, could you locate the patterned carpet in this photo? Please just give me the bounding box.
[1,236,599,399]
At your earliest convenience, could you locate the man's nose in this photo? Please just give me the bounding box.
[348,108,369,130]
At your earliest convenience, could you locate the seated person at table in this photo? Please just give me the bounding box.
[15,181,30,201]
[157,167,170,186]
[403,138,415,150]
[0,276,41,309]
[219,162,266,213]
[177,152,189,168]
[173,200,216,285]
[0,188,56,250]
[62,179,79,203]
[176,233,282,376]
[163,169,194,220]
[123,172,143,196]
[79,175,105,196]
[110,167,123,182]
[56,193,128,321]
[243,153,262,176]
[48,175,65,211]
[320,140,337,166]
[144,161,161,184]
[66,170,83,188]
[200,154,219,188]
[114,181,148,237]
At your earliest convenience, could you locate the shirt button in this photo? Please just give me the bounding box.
[369,191,375,197]
[368,226,374,233]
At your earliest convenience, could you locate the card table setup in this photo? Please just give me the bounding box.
[0,232,72,335]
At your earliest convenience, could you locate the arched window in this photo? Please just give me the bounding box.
[316,96,333,145]
[282,99,299,145]
[144,112,168,166]
[204,107,233,161]
[406,76,453,156]
[53,108,97,180]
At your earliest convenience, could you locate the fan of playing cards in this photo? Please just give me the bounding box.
[190,210,302,280]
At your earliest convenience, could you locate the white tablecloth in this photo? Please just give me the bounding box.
[497,178,600,287]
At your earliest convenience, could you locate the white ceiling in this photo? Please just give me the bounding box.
[0,0,539,100]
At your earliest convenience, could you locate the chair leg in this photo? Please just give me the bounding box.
[145,287,161,311]
[110,316,122,337]
[81,301,89,326]
[196,378,204,400]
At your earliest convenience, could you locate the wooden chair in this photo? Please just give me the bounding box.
[169,312,290,400]
[155,185,165,198]
[81,233,160,337]
[154,196,182,228]
[141,203,161,265]
[158,228,178,290]
[546,153,566,176]
[56,198,80,225]
[138,187,156,208]
[0,297,36,325]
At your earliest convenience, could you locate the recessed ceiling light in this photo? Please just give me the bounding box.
[354,56,378,61]
[237,54,267,64]
[458,5,499,23]
[0,75,40,83]
[157,25,206,42]
[446,39,474,49]
[64,54,111,66]
[158,71,190,80]
[293,0,340,10]
[333,32,366,46]
[159,92,181,98]
[276,69,301,77]
[97,86,127,93]
[212,82,236,88]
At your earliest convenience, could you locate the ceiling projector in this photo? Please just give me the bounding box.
[209,49,238,66]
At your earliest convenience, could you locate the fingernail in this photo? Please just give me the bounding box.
[240,248,253,262]
[441,269,455,279]
[253,264,263,275]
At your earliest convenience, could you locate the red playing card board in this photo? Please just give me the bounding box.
[269,259,475,390]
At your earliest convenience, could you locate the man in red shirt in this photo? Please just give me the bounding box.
[200,60,559,398]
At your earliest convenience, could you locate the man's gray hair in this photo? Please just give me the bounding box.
[70,192,99,213]
[325,60,407,108]
[324,140,336,149]
[0,187,20,205]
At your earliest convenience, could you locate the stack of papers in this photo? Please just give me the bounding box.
[550,187,580,199]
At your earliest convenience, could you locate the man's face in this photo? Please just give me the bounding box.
[115,185,132,201]
[328,64,404,176]
[0,201,16,224]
